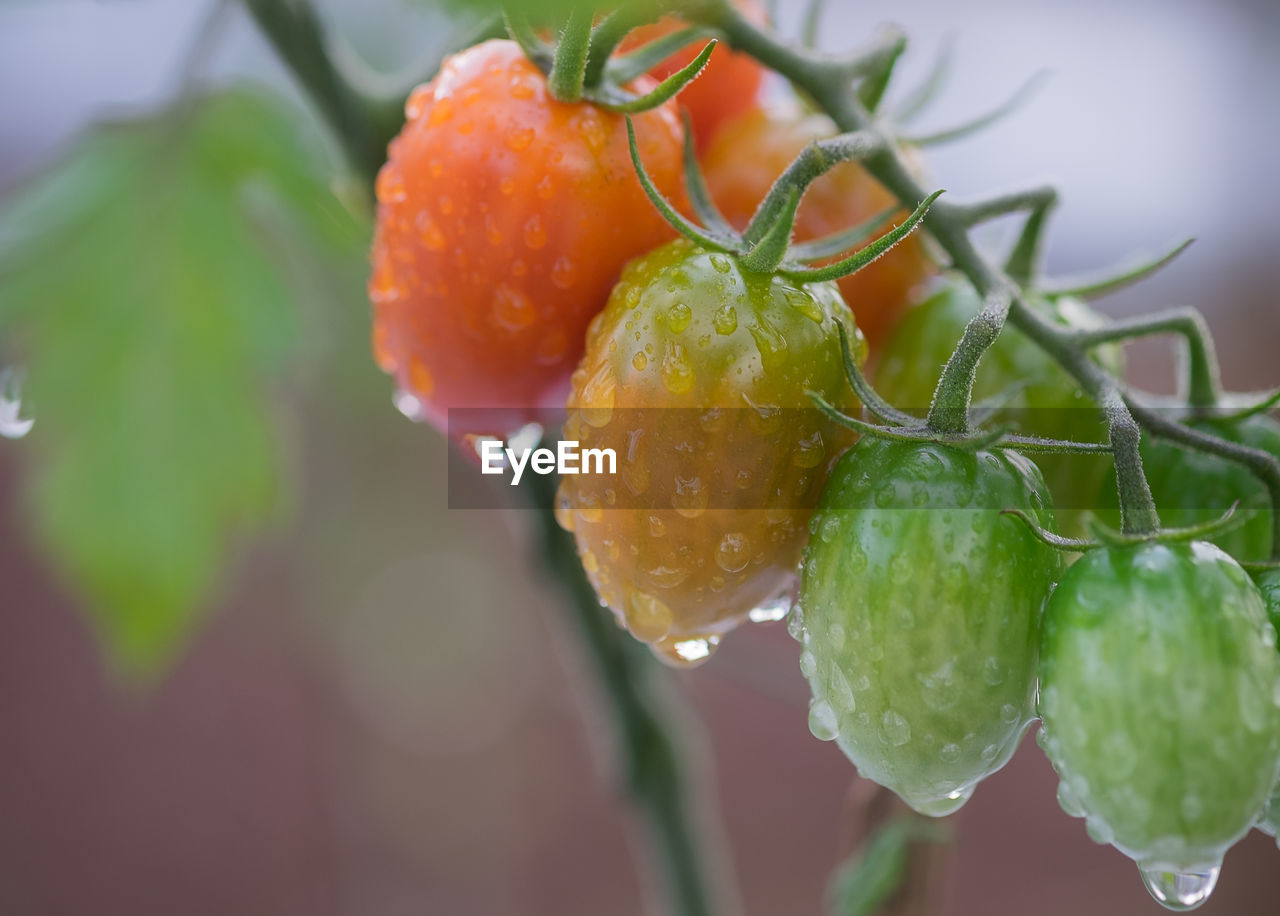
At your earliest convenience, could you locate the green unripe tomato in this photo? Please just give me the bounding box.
[1253,566,1280,843]
[876,281,1122,532]
[1137,414,1280,563]
[793,438,1062,816]
[1038,541,1280,888]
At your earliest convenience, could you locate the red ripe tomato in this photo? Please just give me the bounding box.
[702,102,936,350]
[369,40,688,440]
[621,0,769,149]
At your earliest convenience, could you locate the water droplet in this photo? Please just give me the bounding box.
[524,215,548,249]
[484,214,503,245]
[671,476,708,518]
[880,710,911,747]
[786,604,805,640]
[505,127,535,151]
[644,562,691,590]
[828,667,856,712]
[1056,781,1085,817]
[656,635,720,666]
[551,256,576,290]
[1,369,35,439]
[661,341,695,394]
[404,85,431,120]
[716,532,751,573]
[491,283,535,331]
[375,165,406,203]
[747,317,789,369]
[625,591,674,642]
[713,304,738,335]
[666,302,692,333]
[809,700,838,741]
[536,175,554,200]
[874,483,897,508]
[576,362,616,428]
[393,387,424,422]
[783,289,824,324]
[909,786,973,817]
[416,212,447,251]
[793,430,825,468]
[939,743,961,763]
[709,254,732,274]
[1138,864,1220,912]
[748,597,791,623]
[554,484,575,532]
[799,650,817,678]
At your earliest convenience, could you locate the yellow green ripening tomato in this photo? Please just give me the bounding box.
[556,239,862,666]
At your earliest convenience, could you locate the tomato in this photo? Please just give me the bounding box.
[621,0,769,150]
[793,438,1062,815]
[1038,541,1280,885]
[1253,566,1280,843]
[1137,414,1280,563]
[701,103,935,349]
[877,281,1122,532]
[369,40,687,440]
[555,239,861,666]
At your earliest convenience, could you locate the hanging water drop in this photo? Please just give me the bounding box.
[1138,864,1220,912]
[748,593,791,623]
[808,699,838,741]
[0,369,34,439]
[393,387,425,422]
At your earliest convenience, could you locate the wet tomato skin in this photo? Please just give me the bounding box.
[1038,541,1280,870]
[794,439,1062,815]
[556,239,861,666]
[1138,414,1280,563]
[701,104,935,350]
[1253,566,1280,841]
[369,40,687,440]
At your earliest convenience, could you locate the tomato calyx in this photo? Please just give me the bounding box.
[1002,500,1248,556]
[504,6,718,114]
[811,320,1114,459]
[626,114,943,279]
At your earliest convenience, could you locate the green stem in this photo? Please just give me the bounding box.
[548,10,592,101]
[956,185,1057,228]
[1070,307,1221,411]
[242,0,392,186]
[742,131,882,245]
[1003,195,1057,287]
[528,475,723,916]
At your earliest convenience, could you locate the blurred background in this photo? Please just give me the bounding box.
[2,0,1278,913]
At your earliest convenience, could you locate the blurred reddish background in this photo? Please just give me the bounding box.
[2,0,1279,914]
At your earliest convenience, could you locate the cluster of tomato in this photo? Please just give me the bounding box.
[368,5,1280,909]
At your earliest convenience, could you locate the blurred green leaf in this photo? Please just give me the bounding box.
[0,88,364,682]
[825,818,950,916]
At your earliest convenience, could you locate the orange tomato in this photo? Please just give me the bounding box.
[621,0,770,149]
[369,40,687,440]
